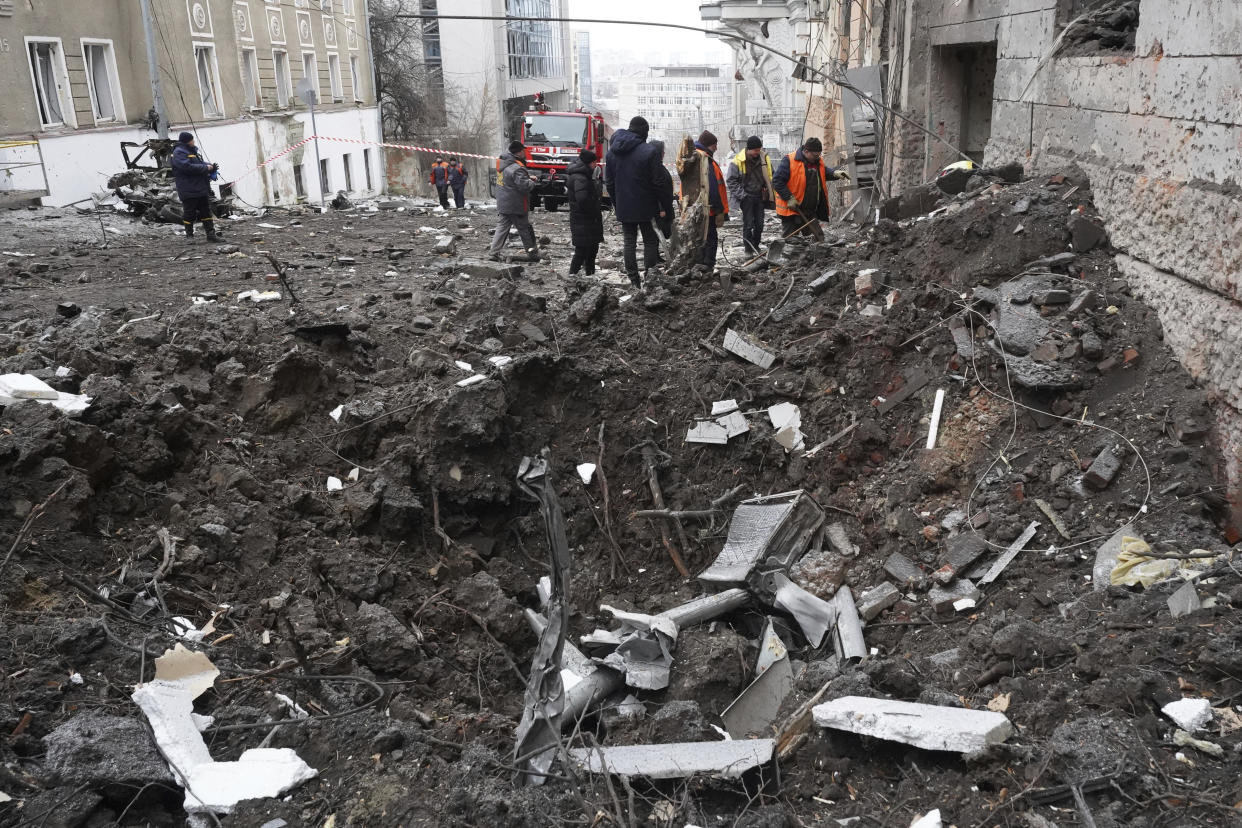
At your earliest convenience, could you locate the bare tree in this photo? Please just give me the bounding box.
[369,0,446,141]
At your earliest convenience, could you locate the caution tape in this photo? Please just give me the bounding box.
[224,135,494,186]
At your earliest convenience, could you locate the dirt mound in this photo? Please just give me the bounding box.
[1,169,1237,827]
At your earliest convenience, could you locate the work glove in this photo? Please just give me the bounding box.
[833,168,851,182]
[786,195,800,209]
[715,213,727,227]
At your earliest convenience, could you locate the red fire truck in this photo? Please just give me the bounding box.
[518,95,612,211]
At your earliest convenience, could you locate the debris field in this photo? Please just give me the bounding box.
[2,166,1240,828]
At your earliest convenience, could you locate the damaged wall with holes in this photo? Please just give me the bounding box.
[895,0,1242,512]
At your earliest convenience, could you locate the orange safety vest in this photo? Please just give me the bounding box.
[429,161,449,185]
[701,150,729,216]
[774,152,828,217]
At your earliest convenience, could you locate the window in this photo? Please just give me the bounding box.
[504,0,563,79]
[342,153,353,191]
[302,52,319,101]
[319,0,333,10]
[342,0,354,15]
[195,45,223,118]
[293,163,306,199]
[82,41,122,123]
[349,55,362,101]
[240,48,261,109]
[26,38,73,128]
[319,158,330,194]
[273,50,291,107]
[363,148,372,190]
[328,53,343,101]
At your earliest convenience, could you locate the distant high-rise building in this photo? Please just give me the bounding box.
[618,65,732,150]
[575,30,594,109]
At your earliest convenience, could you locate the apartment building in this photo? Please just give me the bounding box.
[0,0,382,207]
[617,65,732,149]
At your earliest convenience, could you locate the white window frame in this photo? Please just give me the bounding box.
[273,49,292,108]
[25,37,75,130]
[319,0,333,11]
[80,38,126,125]
[193,42,225,119]
[301,51,319,102]
[349,54,362,101]
[239,47,262,110]
[327,52,343,102]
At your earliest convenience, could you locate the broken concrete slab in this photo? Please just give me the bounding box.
[825,523,858,558]
[699,490,824,583]
[723,328,777,369]
[808,270,838,294]
[566,739,775,779]
[812,696,1013,753]
[883,551,925,588]
[856,582,900,621]
[934,534,990,585]
[1000,353,1082,391]
[43,712,175,788]
[569,285,608,325]
[770,294,813,323]
[457,259,523,280]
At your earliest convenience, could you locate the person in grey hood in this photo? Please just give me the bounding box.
[605,116,663,288]
[489,140,539,262]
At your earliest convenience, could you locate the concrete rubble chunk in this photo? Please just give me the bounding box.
[808,270,838,294]
[1162,698,1213,733]
[433,236,457,255]
[856,582,900,621]
[771,294,814,323]
[699,490,824,583]
[934,534,989,584]
[825,523,858,558]
[812,696,1013,753]
[883,551,925,588]
[929,579,981,613]
[723,328,776,369]
[855,270,876,297]
[566,739,775,779]
[43,712,175,788]
[1001,353,1081,391]
[1068,213,1106,253]
[1033,289,1070,305]
[1084,446,1123,490]
[948,318,976,359]
[686,421,729,445]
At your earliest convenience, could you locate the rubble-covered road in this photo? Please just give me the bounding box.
[2,169,1240,828]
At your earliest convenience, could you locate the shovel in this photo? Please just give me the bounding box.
[797,207,825,242]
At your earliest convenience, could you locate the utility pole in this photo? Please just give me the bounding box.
[139,0,169,138]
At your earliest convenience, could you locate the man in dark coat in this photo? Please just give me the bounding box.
[650,140,675,240]
[170,131,220,241]
[489,141,539,262]
[429,156,451,208]
[566,149,603,276]
[605,115,663,288]
[447,158,468,208]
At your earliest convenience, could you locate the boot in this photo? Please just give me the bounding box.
[205,222,220,242]
[183,223,194,240]
[628,272,642,290]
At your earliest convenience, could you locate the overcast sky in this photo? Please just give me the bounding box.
[565,0,733,65]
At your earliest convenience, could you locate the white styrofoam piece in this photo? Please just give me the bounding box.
[455,374,487,387]
[326,476,344,491]
[329,404,344,422]
[1162,698,1214,733]
[909,809,942,828]
[454,360,473,372]
[813,696,1013,753]
[180,748,317,814]
[0,373,58,400]
[926,388,945,449]
[576,463,597,484]
[711,399,739,415]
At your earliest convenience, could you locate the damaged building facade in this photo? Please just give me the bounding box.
[0,0,383,207]
[742,0,1241,516]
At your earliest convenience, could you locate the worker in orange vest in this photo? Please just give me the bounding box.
[693,130,729,270]
[429,156,451,209]
[772,137,850,239]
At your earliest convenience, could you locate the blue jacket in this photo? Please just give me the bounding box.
[171,143,214,199]
[448,164,468,189]
[604,128,663,223]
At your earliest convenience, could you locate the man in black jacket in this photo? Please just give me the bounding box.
[170,132,220,241]
[605,116,663,289]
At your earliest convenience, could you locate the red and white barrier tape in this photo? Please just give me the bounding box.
[225,135,492,185]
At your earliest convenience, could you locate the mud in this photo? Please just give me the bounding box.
[1,170,1239,827]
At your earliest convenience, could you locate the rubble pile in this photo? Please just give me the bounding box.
[1,166,1239,827]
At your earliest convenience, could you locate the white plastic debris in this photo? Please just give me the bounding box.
[347,467,360,482]
[909,809,942,828]
[926,388,945,449]
[717,411,749,438]
[566,739,774,779]
[576,463,597,484]
[56,366,72,378]
[0,791,11,803]
[328,405,344,422]
[711,399,739,415]
[768,402,805,452]
[454,360,473,372]
[686,421,729,445]
[456,374,487,387]
[132,645,317,814]
[488,355,513,368]
[326,476,344,492]
[172,617,207,643]
[235,290,282,303]
[256,222,284,229]
[1162,698,1214,733]
[0,373,59,400]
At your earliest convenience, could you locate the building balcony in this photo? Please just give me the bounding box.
[700,0,801,22]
